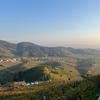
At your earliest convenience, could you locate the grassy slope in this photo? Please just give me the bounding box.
[0,57,82,83]
[0,60,42,82]
[14,60,82,82]
[0,56,100,83]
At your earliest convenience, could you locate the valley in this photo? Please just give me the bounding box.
[0,40,100,99]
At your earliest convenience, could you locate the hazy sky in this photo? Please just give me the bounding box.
[0,0,100,48]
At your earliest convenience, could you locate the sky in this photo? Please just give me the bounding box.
[0,0,100,48]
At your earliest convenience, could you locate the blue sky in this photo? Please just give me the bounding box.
[0,0,100,48]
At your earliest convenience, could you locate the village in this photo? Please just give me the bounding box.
[0,57,21,63]
[0,80,51,91]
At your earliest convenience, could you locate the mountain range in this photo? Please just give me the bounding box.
[0,40,100,57]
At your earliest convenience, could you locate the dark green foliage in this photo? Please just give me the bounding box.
[14,63,50,82]
[14,66,44,82]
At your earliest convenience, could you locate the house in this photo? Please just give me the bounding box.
[0,86,3,91]
[13,81,27,87]
[26,83,31,86]
[0,86,12,91]
[3,86,12,91]
[30,82,34,85]
[0,59,3,62]
[34,81,39,85]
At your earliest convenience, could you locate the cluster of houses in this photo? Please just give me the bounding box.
[0,57,64,63]
[0,81,38,91]
[0,58,21,63]
[13,81,41,87]
[0,80,51,91]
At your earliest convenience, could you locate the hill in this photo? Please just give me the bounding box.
[13,61,81,82]
[0,40,100,57]
[0,40,16,57]
[0,40,100,81]
[0,58,82,83]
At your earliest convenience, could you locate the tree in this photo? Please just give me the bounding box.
[42,67,50,81]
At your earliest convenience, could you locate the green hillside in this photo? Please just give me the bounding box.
[13,61,82,82]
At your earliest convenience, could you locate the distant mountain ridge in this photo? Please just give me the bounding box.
[0,40,100,57]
